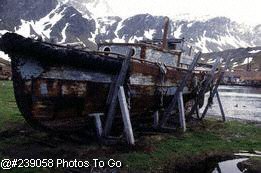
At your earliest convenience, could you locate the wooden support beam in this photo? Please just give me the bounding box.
[104,50,132,137]
[161,17,170,49]
[216,91,226,122]
[89,113,104,137]
[160,52,202,127]
[118,86,135,145]
[201,75,223,120]
[153,111,159,128]
[195,104,200,119]
[187,56,221,117]
[201,57,231,120]
[178,92,186,132]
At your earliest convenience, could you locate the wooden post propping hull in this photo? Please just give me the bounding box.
[0,33,206,132]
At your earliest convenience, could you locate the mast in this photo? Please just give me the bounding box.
[161,17,170,49]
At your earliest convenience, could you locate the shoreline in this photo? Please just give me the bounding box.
[207,115,261,124]
[220,84,261,88]
[0,80,261,172]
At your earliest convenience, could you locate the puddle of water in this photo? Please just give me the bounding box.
[211,152,261,173]
[212,158,248,173]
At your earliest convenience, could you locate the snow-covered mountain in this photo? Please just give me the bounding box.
[0,0,261,61]
[0,0,96,47]
[58,0,113,18]
[202,47,261,71]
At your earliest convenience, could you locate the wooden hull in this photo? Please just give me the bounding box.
[11,55,202,131]
[1,33,206,132]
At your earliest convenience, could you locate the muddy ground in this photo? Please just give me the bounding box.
[0,119,260,173]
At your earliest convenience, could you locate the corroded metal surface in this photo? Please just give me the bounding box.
[10,55,200,131]
[0,33,211,132]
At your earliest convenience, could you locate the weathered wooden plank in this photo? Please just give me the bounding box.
[178,92,186,132]
[216,91,226,122]
[89,113,104,137]
[201,75,223,119]
[201,57,231,120]
[187,56,221,117]
[118,86,135,145]
[104,50,132,137]
[153,111,159,128]
[161,17,169,49]
[160,52,202,127]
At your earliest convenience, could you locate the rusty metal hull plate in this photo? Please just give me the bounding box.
[10,54,204,132]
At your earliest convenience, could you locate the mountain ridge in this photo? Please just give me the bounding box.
[0,0,260,62]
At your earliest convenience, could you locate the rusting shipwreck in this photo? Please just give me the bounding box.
[0,57,12,80]
[0,18,227,144]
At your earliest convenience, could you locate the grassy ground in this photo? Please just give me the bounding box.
[0,80,260,173]
[0,81,23,131]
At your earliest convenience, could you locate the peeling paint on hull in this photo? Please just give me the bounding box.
[0,33,208,132]
[11,55,202,132]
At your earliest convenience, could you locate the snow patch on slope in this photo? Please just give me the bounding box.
[194,28,254,53]
[15,3,66,40]
[249,50,261,54]
[187,23,193,28]
[144,29,156,39]
[241,57,253,65]
[15,20,32,37]
[219,27,253,48]
[0,51,10,61]
[112,37,125,43]
[0,30,9,35]
[129,35,143,43]
[174,25,182,38]
[195,30,210,53]
[58,23,70,43]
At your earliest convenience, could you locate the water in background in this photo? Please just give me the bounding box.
[201,85,261,122]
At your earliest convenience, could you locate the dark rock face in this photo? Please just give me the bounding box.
[49,5,96,44]
[92,14,260,52]
[95,16,122,43]
[0,0,260,54]
[117,14,168,42]
[0,0,58,30]
[172,17,256,52]
[0,0,96,47]
[202,46,261,70]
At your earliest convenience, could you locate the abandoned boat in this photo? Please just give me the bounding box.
[0,21,220,133]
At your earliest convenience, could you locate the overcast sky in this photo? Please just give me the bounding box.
[107,0,260,25]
